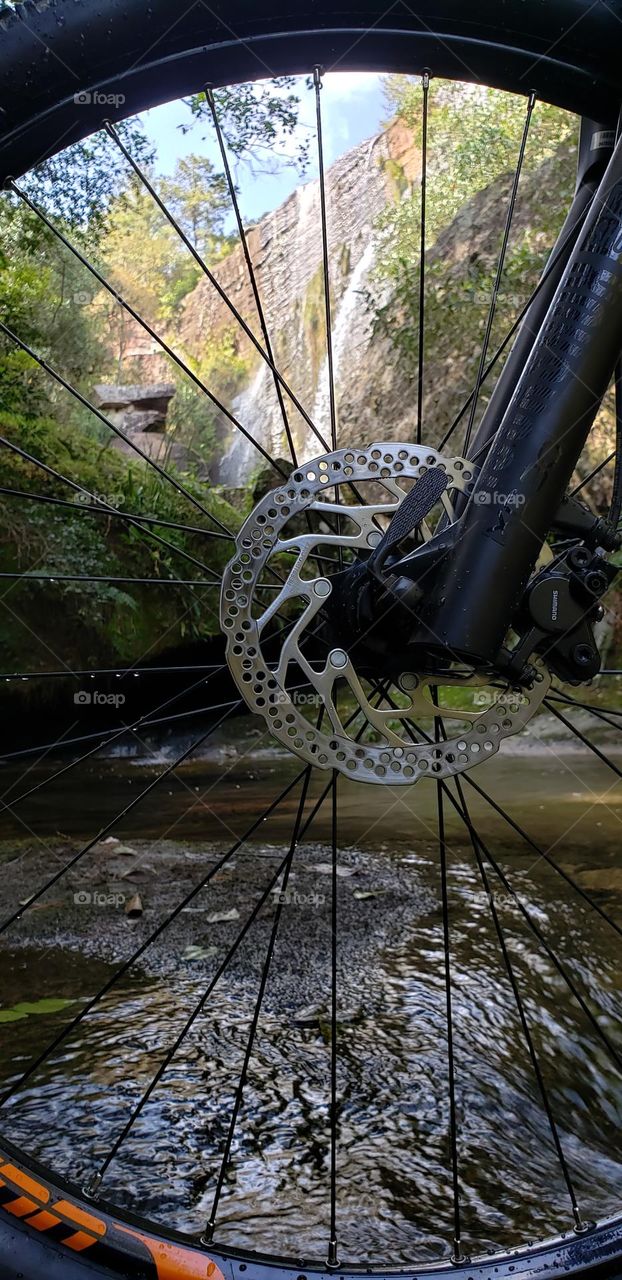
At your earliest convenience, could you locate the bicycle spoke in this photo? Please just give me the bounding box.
[85,771,313,1202]
[204,89,302,468]
[570,450,615,498]
[0,320,235,538]
[105,119,328,462]
[444,771,587,1231]
[0,432,222,582]
[0,699,241,936]
[417,72,430,446]
[203,768,316,1240]
[371,679,622,939]
[438,187,597,455]
[544,699,622,779]
[0,765,311,1110]
[549,689,622,731]
[0,485,232,541]
[0,699,237,762]
[6,185,290,480]
[327,769,340,1267]
[313,67,338,453]
[441,777,622,1074]
[2,667,227,808]
[0,572,219,587]
[463,773,622,937]
[462,93,536,454]
[0,665,221,681]
[433,700,463,1263]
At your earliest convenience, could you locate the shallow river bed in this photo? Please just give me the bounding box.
[0,739,621,1265]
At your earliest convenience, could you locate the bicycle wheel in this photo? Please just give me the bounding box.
[0,2,622,1278]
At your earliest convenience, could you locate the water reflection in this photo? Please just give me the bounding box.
[0,833,621,1265]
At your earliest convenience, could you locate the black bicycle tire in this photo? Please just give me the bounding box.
[1,0,622,184]
[1,1,622,1276]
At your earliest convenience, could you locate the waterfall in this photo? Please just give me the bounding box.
[311,240,376,441]
[212,127,387,485]
[219,363,272,486]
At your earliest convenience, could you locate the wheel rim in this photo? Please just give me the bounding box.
[0,27,622,1277]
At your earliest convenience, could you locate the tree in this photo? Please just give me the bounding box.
[20,121,155,234]
[161,156,230,259]
[100,152,235,328]
[185,79,310,175]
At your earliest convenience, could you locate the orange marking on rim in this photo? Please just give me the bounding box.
[3,1194,38,1217]
[52,1198,105,1236]
[0,1162,49,1203]
[62,1229,98,1251]
[119,1225,227,1280]
[25,1209,62,1231]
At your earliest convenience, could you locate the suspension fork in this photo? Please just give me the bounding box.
[415,118,622,666]
[466,119,615,469]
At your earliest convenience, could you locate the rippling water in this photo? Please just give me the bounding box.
[1,808,621,1266]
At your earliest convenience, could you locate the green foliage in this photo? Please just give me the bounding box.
[160,156,231,259]
[0,78,306,677]
[0,409,241,669]
[100,174,202,325]
[20,122,155,233]
[0,200,103,419]
[186,79,310,174]
[167,333,249,465]
[382,79,574,253]
[370,80,577,437]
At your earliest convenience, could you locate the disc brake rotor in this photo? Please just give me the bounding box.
[221,442,550,784]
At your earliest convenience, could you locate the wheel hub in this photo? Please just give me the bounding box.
[221,443,550,784]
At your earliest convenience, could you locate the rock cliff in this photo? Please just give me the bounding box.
[176,116,575,485]
[178,120,421,482]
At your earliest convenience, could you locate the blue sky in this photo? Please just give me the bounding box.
[142,72,387,223]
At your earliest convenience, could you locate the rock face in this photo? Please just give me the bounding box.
[92,382,183,465]
[178,120,421,483]
[170,119,574,488]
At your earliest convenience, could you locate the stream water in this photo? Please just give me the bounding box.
[0,734,621,1265]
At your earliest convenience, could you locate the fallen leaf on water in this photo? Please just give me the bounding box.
[182,945,218,962]
[0,997,75,1023]
[293,1005,324,1028]
[125,893,143,919]
[206,908,240,924]
[13,998,75,1015]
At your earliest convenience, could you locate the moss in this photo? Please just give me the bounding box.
[379,155,409,200]
[0,410,241,671]
[301,263,328,389]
